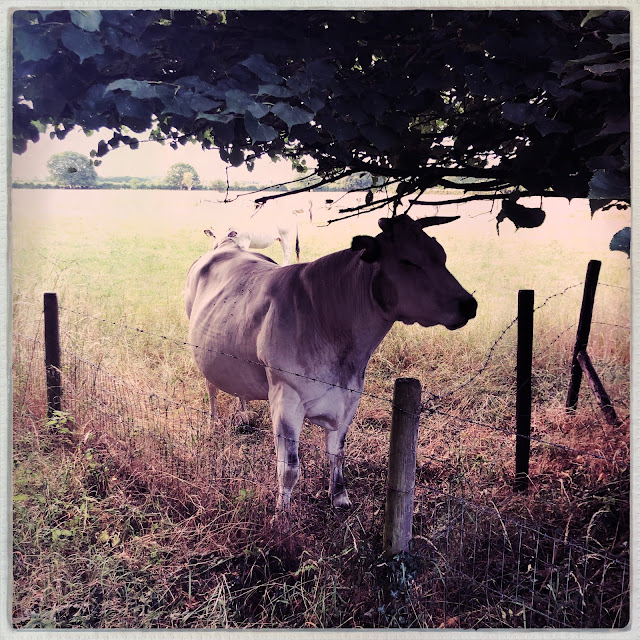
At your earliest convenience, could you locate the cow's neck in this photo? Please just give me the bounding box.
[302,249,394,362]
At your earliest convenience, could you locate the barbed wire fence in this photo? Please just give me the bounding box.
[12,272,630,628]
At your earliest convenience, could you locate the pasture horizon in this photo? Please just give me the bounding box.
[12,187,630,391]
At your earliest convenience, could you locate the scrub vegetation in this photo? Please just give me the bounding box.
[12,189,630,628]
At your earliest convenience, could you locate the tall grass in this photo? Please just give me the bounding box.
[12,189,630,628]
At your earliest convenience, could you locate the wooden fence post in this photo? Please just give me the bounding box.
[566,260,601,411]
[383,377,421,559]
[576,351,621,427]
[515,290,534,492]
[44,292,62,418]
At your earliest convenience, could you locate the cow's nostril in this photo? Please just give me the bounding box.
[461,296,478,319]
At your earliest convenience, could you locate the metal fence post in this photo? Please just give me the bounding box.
[566,260,601,411]
[383,377,421,559]
[515,290,534,492]
[44,292,62,418]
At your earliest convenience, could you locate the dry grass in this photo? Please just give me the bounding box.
[12,189,630,628]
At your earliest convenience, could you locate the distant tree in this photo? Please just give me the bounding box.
[207,179,227,191]
[163,163,202,189]
[182,171,195,190]
[46,151,98,188]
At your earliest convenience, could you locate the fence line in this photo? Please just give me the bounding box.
[16,272,630,466]
[15,315,628,469]
[14,332,629,548]
[12,327,629,628]
[13,276,627,412]
[52,278,596,403]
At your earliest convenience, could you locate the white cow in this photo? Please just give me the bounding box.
[204,208,300,265]
[185,214,477,518]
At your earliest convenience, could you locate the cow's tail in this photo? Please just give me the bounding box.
[296,229,300,262]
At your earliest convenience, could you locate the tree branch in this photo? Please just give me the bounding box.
[253,169,358,205]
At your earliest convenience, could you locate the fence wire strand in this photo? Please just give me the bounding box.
[11,276,630,628]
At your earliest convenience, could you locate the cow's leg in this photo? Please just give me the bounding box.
[325,426,351,509]
[232,397,255,429]
[279,237,291,266]
[268,385,304,513]
[205,379,218,426]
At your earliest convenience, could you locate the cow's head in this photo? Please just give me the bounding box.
[351,214,477,330]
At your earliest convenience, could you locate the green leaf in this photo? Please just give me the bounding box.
[608,34,630,48]
[14,28,57,61]
[502,103,537,126]
[581,10,605,27]
[156,86,194,117]
[585,61,629,76]
[535,116,571,136]
[224,90,269,118]
[257,84,294,98]
[496,200,546,233]
[589,169,630,200]
[360,124,399,151]
[52,528,73,542]
[61,24,104,62]
[196,112,234,123]
[609,227,630,257]
[70,10,102,32]
[241,54,281,84]
[244,112,278,143]
[15,29,57,61]
[270,103,314,128]
[13,493,29,502]
[105,79,157,99]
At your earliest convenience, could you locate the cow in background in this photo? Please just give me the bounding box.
[204,207,300,265]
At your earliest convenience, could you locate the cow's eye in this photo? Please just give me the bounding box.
[399,259,421,270]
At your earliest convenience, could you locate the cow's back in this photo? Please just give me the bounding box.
[185,241,284,399]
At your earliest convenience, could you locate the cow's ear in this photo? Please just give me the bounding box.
[204,229,215,237]
[351,235,380,263]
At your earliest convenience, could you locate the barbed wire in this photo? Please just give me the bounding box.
[56,304,398,408]
[13,273,629,468]
[428,408,627,464]
[13,275,625,409]
[14,318,628,467]
[426,282,584,402]
[599,283,630,291]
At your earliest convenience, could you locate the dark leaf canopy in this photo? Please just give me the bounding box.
[13,9,630,222]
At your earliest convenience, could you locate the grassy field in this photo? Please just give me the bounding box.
[12,188,630,628]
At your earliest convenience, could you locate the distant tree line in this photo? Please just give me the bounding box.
[13,151,368,192]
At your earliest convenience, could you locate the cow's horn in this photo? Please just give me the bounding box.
[418,215,460,228]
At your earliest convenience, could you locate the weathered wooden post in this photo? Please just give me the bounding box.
[566,260,601,411]
[383,377,421,559]
[515,290,534,492]
[44,292,62,418]
[576,351,621,427]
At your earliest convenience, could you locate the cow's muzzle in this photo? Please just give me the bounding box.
[446,295,478,330]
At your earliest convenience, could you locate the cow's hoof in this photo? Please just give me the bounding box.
[331,492,351,510]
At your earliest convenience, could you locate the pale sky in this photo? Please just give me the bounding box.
[11,127,312,185]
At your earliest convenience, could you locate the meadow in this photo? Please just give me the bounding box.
[11,188,630,628]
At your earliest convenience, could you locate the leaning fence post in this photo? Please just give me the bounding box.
[566,260,601,411]
[44,292,62,418]
[515,290,534,492]
[383,377,421,559]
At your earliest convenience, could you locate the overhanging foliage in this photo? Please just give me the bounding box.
[13,9,630,229]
